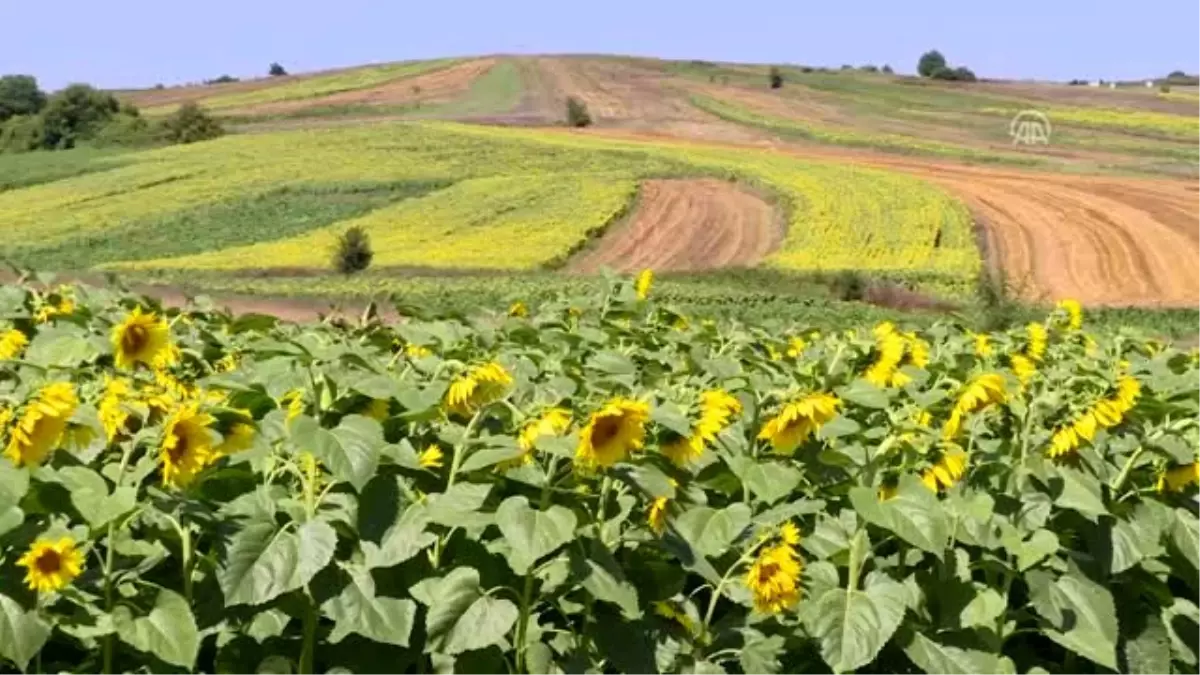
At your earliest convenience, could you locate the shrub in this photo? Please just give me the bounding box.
[332,225,373,273]
[205,75,239,85]
[769,66,783,89]
[39,83,121,149]
[974,268,1025,331]
[158,102,224,144]
[917,49,947,77]
[269,62,287,77]
[952,66,977,82]
[153,83,165,90]
[830,269,868,301]
[1160,84,1172,93]
[0,74,47,122]
[800,66,815,73]
[0,114,45,153]
[860,64,879,73]
[565,96,592,127]
[882,64,894,74]
[89,112,158,148]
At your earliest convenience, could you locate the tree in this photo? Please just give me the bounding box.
[158,102,224,144]
[881,64,894,74]
[951,66,977,82]
[769,66,783,89]
[39,83,120,149]
[0,114,46,153]
[566,97,592,127]
[917,50,946,77]
[269,62,287,77]
[332,225,373,274]
[0,75,47,122]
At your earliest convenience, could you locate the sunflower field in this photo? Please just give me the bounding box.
[0,273,1197,674]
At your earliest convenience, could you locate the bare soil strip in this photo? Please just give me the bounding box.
[569,179,782,273]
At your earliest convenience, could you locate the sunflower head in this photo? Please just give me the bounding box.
[112,307,172,369]
[0,329,28,360]
[17,536,85,593]
[1026,323,1048,361]
[635,269,654,300]
[745,537,802,615]
[445,362,513,417]
[3,382,78,468]
[756,393,841,455]
[508,301,528,318]
[160,403,216,488]
[1055,299,1083,331]
[419,444,444,469]
[575,398,650,469]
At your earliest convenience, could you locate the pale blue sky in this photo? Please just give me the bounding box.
[3,0,1197,90]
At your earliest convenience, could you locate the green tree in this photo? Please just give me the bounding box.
[332,225,374,274]
[769,66,783,89]
[917,50,946,77]
[39,83,120,149]
[0,114,46,152]
[269,62,287,77]
[158,102,224,144]
[0,75,47,122]
[566,96,592,127]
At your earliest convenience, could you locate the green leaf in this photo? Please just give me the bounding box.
[494,496,577,574]
[291,415,383,491]
[1168,508,1199,573]
[25,326,99,366]
[837,380,892,409]
[650,404,692,437]
[323,565,416,647]
[589,350,635,376]
[808,579,907,673]
[960,587,1006,629]
[363,504,436,570]
[350,374,403,401]
[0,460,28,514]
[901,630,1009,674]
[0,594,50,672]
[739,632,785,674]
[1053,467,1106,521]
[219,519,337,606]
[802,510,857,560]
[570,540,641,619]
[674,504,751,558]
[246,610,290,643]
[112,588,199,669]
[412,567,517,655]
[1004,529,1059,572]
[728,458,802,505]
[426,482,492,528]
[818,415,861,440]
[1125,613,1170,674]
[1110,518,1148,574]
[458,443,526,474]
[54,467,136,529]
[1028,572,1118,670]
[849,475,949,555]
[0,507,22,538]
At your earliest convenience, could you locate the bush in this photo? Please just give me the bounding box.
[830,270,868,301]
[860,64,879,73]
[881,64,894,74]
[952,66,977,82]
[89,113,159,148]
[332,225,373,273]
[800,66,815,73]
[269,62,287,77]
[565,96,592,127]
[917,50,947,77]
[0,114,46,153]
[1160,84,1172,93]
[158,102,224,144]
[0,74,47,122]
[39,83,121,149]
[769,66,783,89]
[205,75,239,85]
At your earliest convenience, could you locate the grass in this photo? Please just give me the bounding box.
[407,60,525,118]
[7,180,448,271]
[0,148,130,191]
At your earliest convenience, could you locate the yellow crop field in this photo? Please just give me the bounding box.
[0,121,976,290]
[980,104,1199,140]
[146,59,460,112]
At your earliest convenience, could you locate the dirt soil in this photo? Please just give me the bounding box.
[568,179,782,273]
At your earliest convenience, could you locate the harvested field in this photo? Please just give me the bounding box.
[536,57,714,124]
[234,58,496,115]
[569,179,781,272]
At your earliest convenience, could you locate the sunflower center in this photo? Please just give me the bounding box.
[591,416,622,447]
[167,431,189,462]
[121,324,147,355]
[35,549,62,574]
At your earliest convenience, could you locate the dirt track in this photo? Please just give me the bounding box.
[569,179,781,273]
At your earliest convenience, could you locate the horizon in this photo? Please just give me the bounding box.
[3,0,1197,91]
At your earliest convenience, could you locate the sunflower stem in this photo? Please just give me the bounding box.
[102,520,116,674]
[299,591,318,674]
[700,541,766,645]
[1110,445,1146,493]
[432,410,483,569]
[515,455,560,673]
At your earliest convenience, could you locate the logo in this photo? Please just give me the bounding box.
[1009,110,1051,145]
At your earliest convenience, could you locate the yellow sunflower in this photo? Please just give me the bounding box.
[757,393,841,455]
[509,407,571,465]
[1025,323,1048,362]
[17,536,85,593]
[635,269,654,300]
[0,329,28,360]
[1157,462,1200,493]
[508,301,528,318]
[98,376,133,442]
[785,336,806,359]
[404,343,432,359]
[160,403,216,488]
[35,295,75,324]
[662,434,704,466]
[864,323,907,387]
[445,362,513,417]
[970,331,992,357]
[942,373,1006,439]
[647,495,669,534]
[215,421,256,457]
[921,446,969,492]
[419,444,444,469]
[575,398,650,468]
[1009,354,1037,386]
[745,523,803,614]
[363,398,391,421]
[1056,299,1083,331]
[3,382,78,467]
[112,307,172,369]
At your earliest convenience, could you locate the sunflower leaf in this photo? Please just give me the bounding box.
[0,594,51,672]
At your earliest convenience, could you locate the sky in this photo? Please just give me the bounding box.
[3,0,1197,91]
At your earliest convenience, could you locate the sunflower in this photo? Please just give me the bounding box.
[404,343,432,359]
[98,376,133,442]
[695,390,742,444]
[864,323,907,387]
[1046,377,1139,459]
[745,523,803,614]
[647,495,669,534]
[112,307,172,369]
[507,407,571,467]
[17,537,85,593]
[445,362,513,417]
[970,331,992,357]
[0,329,28,360]
[1157,462,1200,493]
[785,336,806,359]
[419,444,444,469]
[575,398,650,468]
[1009,354,1037,386]
[35,295,75,324]
[215,353,239,373]
[635,269,654,300]
[160,403,216,488]
[3,382,78,467]
[1056,299,1083,331]
[508,301,528,318]
[878,479,899,501]
[757,393,841,455]
[662,434,704,466]
[942,373,1006,440]
[1025,323,1048,362]
[921,446,968,492]
[279,389,306,421]
[363,398,391,422]
[215,421,256,457]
